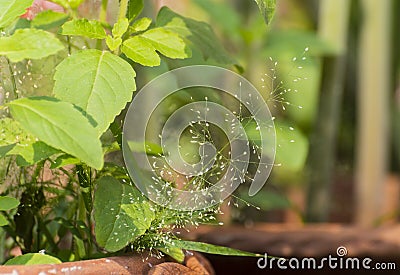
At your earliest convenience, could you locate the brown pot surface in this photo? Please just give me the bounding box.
[0,252,214,275]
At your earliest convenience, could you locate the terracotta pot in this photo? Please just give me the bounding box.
[0,252,214,275]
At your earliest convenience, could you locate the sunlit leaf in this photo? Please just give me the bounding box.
[171,240,261,257]
[122,27,190,66]
[0,29,64,62]
[14,142,60,166]
[254,0,276,25]
[0,118,59,165]
[94,176,154,252]
[54,50,136,135]
[122,36,160,66]
[159,247,185,263]
[106,35,122,51]
[61,19,106,39]
[112,18,129,38]
[130,17,151,33]
[141,27,190,59]
[9,97,103,169]
[31,10,68,29]
[0,0,33,29]
[4,253,62,265]
[50,154,80,169]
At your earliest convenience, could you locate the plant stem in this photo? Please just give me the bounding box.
[99,0,108,22]
[66,36,72,55]
[6,58,18,99]
[0,228,5,264]
[118,0,129,21]
[76,165,94,257]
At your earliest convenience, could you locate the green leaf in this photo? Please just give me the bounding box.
[14,141,60,166]
[122,27,190,66]
[0,118,59,165]
[50,154,80,169]
[61,19,106,39]
[0,0,34,29]
[0,196,20,211]
[31,10,69,30]
[122,36,160,66]
[0,196,20,226]
[156,7,233,65]
[128,141,163,156]
[127,0,144,22]
[68,0,85,9]
[4,253,62,265]
[0,213,8,226]
[9,97,103,169]
[130,17,152,33]
[141,27,190,59]
[159,247,185,263]
[0,29,64,62]
[171,240,261,257]
[106,35,122,51]
[254,0,276,25]
[112,18,129,38]
[94,176,154,252]
[0,117,33,157]
[54,50,136,135]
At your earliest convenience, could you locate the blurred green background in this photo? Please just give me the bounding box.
[142,0,400,227]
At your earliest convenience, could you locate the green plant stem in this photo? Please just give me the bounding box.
[0,228,5,264]
[99,0,108,22]
[76,165,94,257]
[6,58,18,99]
[66,36,72,55]
[35,216,40,251]
[118,0,129,21]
